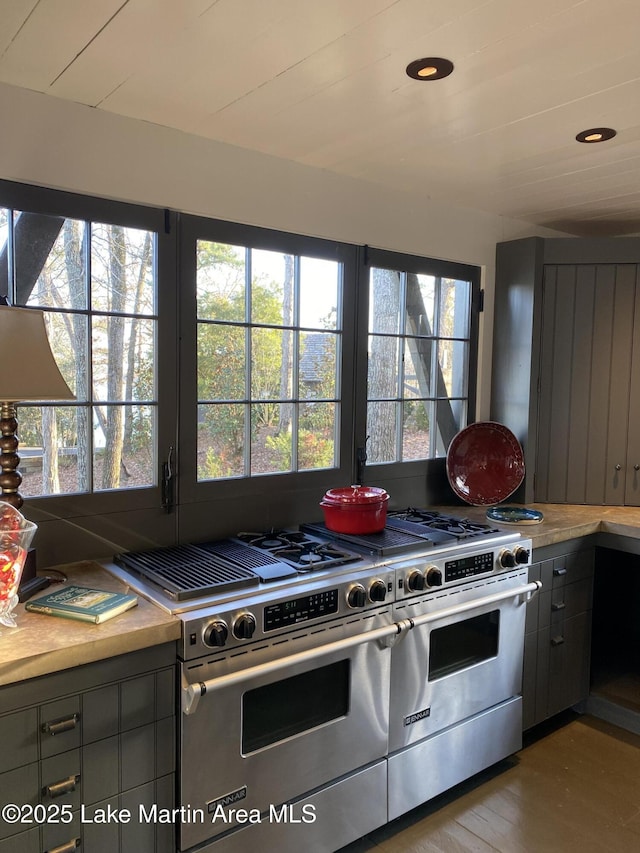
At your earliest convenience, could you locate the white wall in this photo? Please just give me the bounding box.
[0,81,567,417]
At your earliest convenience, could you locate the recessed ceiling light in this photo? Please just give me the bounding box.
[576,127,617,143]
[406,57,454,81]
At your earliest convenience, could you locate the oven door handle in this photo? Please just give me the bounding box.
[182,620,406,715]
[405,579,542,632]
[181,580,542,715]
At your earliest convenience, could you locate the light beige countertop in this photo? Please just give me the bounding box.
[0,560,180,687]
[436,503,640,549]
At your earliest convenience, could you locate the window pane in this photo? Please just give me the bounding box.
[198,403,245,480]
[251,249,293,325]
[368,335,399,399]
[367,401,397,464]
[17,406,85,497]
[404,338,435,399]
[45,311,89,401]
[251,328,291,400]
[299,332,336,399]
[406,274,435,336]
[20,216,87,310]
[369,268,401,334]
[197,241,246,322]
[92,316,156,403]
[252,406,290,475]
[198,324,245,400]
[439,278,471,336]
[299,257,340,329]
[299,403,336,470]
[91,224,155,315]
[403,401,431,461]
[438,339,468,398]
[93,405,154,490]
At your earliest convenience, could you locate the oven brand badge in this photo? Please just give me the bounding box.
[207,787,247,813]
[404,707,431,726]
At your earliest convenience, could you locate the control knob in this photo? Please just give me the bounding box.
[347,583,367,609]
[203,620,229,648]
[406,570,426,592]
[514,546,530,565]
[369,579,387,602]
[232,612,256,640]
[499,549,516,569]
[426,566,443,587]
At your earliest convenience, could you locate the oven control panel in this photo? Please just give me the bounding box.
[180,567,395,659]
[394,538,532,599]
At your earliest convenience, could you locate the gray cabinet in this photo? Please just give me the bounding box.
[523,542,594,729]
[492,236,640,505]
[0,645,176,853]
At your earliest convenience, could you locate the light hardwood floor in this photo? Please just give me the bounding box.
[340,713,640,852]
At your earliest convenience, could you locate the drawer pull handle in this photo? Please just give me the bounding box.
[551,602,566,611]
[44,774,80,798]
[551,636,565,647]
[42,714,79,736]
[553,567,567,577]
[45,839,80,853]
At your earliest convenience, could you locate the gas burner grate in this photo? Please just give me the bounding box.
[386,508,500,539]
[115,544,259,601]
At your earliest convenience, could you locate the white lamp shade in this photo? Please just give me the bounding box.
[0,305,75,401]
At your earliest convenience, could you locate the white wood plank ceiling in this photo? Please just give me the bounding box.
[1,0,639,236]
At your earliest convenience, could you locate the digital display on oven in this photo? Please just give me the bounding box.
[444,551,494,581]
[264,589,339,631]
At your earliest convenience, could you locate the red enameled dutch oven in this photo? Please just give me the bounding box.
[320,485,389,534]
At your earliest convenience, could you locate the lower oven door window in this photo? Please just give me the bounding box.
[428,610,499,680]
[242,659,350,753]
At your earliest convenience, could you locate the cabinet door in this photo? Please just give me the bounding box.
[536,263,639,505]
[546,612,592,719]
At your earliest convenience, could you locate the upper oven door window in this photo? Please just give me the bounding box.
[242,658,350,754]
[428,610,500,681]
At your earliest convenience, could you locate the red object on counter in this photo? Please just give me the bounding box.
[320,485,389,534]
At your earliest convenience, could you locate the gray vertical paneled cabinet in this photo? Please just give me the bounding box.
[0,645,176,853]
[492,236,640,505]
[523,540,594,730]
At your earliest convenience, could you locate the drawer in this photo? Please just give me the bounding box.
[540,550,594,589]
[549,578,593,625]
[41,811,82,853]
[41,749,81,811]
[0,708,38,773]
[39,697,81,759]
[0,764,38,841]
[82,684,119,744]
[0,827,39,852]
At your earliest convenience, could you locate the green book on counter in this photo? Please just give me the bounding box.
[25,585,138,623]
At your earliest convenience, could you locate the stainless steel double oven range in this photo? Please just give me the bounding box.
[110,509,539,853]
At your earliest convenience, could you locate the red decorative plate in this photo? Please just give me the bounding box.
[446,422,525,506]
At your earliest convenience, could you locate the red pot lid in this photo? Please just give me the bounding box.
[323,485,389,505]
[446,422,525,506]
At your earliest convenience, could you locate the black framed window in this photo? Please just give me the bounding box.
[178,217,359,508]
[0,180,177,525]
[354,248,481,473]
